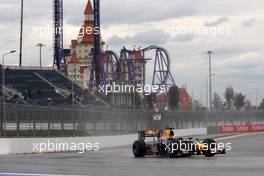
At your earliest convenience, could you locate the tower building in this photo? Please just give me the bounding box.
[67,0,103,89]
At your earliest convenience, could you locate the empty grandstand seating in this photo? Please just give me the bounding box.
[0,66,102,106]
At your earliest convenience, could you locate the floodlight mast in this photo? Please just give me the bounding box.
[93,0,101,86]
[53,0,64,70]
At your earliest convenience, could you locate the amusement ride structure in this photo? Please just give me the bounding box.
[52,0,175,97]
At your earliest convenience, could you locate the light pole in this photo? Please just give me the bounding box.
[207,51,213,110]
[35,43,45,67]
[206,78,208,109]
[19,0,24,67]
[1,50,16,137]
[72,64,76,105]
[200,79,208,108]
[255,88,260,108]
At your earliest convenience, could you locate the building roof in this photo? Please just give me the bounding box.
[178,88,191,101]
[84,0,94,14]
[178,88,191,109]
[155,87,191,109]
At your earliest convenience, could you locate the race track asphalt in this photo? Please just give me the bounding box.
[0,132,263,176]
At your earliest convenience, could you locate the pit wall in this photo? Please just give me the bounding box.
[0,128,206,155]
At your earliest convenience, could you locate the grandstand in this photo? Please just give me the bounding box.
[0,66,102,106]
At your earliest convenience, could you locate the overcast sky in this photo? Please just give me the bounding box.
[0,0,264,105]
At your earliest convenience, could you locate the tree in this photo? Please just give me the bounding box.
[259,99,264,110]
[134,92,143,108]
[233,93,245,110]
[192,100,205,111]
[146,93,156,110]
[224,86,234,109]
[213,93,223,110]
[168,86,180,110]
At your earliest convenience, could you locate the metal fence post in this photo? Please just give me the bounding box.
[73,108,76,136]
[48,114,51,137]
[33,108,36,137]
[93,111,96,136]
[61,111,64,137]
[16,105,20,137]
[0,103,3,137]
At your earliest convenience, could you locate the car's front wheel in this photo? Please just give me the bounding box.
[202,138,217,157]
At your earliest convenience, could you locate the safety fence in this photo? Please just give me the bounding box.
[0,103,264,137]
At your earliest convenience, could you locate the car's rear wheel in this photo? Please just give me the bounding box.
[133,140,146,157]
[202,138,217,157]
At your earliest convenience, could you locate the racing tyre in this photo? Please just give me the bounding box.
[169,141,180,158]
[220,148,226,154]
[202,138,217,157]
[133,140,146,157]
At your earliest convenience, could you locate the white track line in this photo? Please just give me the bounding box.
[0,173,85,176]
[99,148,130,153]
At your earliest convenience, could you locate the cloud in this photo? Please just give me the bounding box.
[107,30,169,47]
[216,52,263,70]
[173,34,194,42]
[196,0,264,17]
[220,70,263,80]
[0,0,52,26]
[107,35,130,47]
[241,18,257,28]
[1,0,264,102]
[213,52,264,82]
[0,4,19,23]
[132,30,170,45]
[107,29,194,47]
[64,0,200,26]
[204,17,230,27]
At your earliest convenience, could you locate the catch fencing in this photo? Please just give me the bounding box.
[0,103,264,137]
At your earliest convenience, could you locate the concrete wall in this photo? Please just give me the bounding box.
[0,128,206,155]
[173,128,207,136]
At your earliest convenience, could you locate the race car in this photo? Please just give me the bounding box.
[132,128,226,158]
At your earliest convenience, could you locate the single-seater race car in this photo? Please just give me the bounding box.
[132,128,226,158]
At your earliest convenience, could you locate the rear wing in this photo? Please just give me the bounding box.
[138,128,176,140]
[138,130,160,140]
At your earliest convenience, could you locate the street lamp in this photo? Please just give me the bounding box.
[255,88,260,107]
[19,0,24,67]
[1,50,16,137]
[207,51,213,110]
[35,43,46,67]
